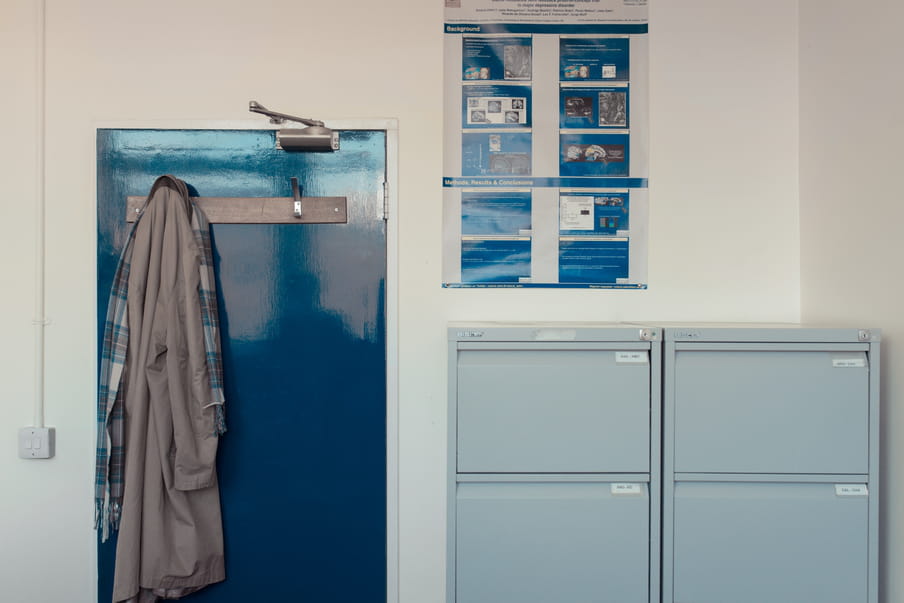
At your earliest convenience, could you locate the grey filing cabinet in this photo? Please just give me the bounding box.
[448,324,661,603]
[662,326,880,603]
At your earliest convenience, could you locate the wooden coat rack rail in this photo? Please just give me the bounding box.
[126,191,347,225]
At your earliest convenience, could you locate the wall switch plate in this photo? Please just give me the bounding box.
[18,427,55,459]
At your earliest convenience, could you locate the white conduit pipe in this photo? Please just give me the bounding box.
[33,0,47,429]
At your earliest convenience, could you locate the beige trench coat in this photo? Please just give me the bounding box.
[113,179,225,602]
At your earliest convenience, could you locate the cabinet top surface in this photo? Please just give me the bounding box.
[448,322,661,343]
[447,323,880,344]
[657,323,880,343]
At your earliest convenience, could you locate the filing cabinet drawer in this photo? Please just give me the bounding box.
[674,349,869,474]
[673,481,868,603]
[457,481,650,603]
[457,348,650,473]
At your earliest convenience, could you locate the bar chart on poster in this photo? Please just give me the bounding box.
[443,0,649,288]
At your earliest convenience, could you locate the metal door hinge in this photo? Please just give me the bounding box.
[382,181,389,221]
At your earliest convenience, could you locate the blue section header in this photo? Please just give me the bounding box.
[444,176,648,188]
[445,23,648,35]
[443,282,647,289]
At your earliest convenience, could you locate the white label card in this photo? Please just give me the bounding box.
[832,357,866,368]
[835,484,868,497]
[611,483,643,496]
[615,351,648,364]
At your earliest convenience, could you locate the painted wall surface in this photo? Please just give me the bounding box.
[0,3,95,602]
[799,1,904,601]
[0,1,800,601]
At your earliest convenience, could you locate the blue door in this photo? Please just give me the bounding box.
[96,129,387,602]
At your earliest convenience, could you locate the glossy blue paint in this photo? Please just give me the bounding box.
[97,129,387,602]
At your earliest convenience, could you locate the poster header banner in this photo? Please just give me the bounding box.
[444,0,648,26]
[445,23,648,34]
[444,177,649,188]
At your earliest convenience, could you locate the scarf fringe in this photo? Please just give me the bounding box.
[96,497,122,543]
[214,405,227,436]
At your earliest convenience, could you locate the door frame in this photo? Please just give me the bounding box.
[92,118,401,603]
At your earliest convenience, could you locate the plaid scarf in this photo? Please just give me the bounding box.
[95,176,226,541]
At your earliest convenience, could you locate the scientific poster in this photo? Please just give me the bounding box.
[443,0,649,288]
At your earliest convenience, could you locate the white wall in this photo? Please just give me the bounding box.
[0,2,92,601]
[0,1,800,601]
[799,2,904,601]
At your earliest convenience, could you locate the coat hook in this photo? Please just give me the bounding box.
[291,177,302,218]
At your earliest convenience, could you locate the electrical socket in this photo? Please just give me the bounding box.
[18,427,55,459]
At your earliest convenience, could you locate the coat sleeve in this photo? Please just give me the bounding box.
[159,188,222,492]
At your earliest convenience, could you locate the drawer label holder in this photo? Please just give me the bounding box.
[835,484,868,497]
[615,351,648,365]
[611,483,643,496]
